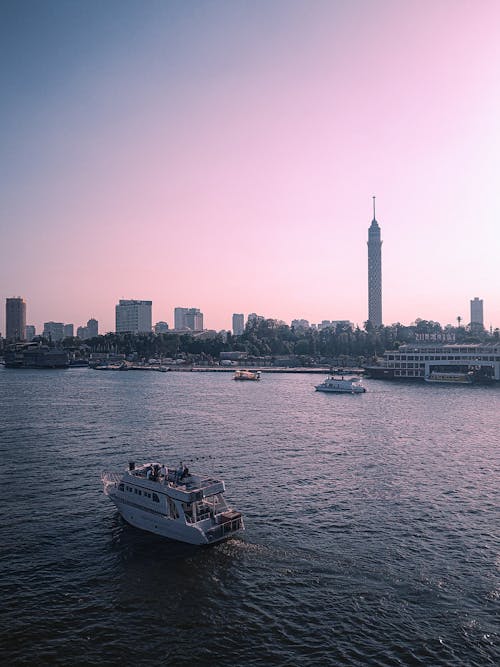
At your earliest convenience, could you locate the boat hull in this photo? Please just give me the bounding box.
[315,376,366,393]
[315,386,366,393]
[111,497,210,545]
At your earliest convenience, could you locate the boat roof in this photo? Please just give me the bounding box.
[124,462,225,502]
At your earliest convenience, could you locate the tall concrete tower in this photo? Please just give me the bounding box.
[6,297,26,341]
[470,297,484,331]
[367,197,382,327]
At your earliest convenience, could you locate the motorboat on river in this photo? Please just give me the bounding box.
[315,375,366,394]
[234,369,261,381]
[101,461,244,545]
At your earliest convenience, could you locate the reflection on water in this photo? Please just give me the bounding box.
[0,368,498,666]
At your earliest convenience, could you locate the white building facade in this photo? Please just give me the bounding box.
[174,307,203,331]
[115,300,152,334]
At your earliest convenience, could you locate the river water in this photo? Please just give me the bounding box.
[0,368,498,666]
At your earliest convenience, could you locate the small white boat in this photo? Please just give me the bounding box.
[101,461,244,545]
[234,369,261,381]
[315,375,366,394]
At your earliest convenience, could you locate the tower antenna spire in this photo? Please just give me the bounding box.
[372,195,376,220]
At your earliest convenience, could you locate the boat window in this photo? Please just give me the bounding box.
[119,483,124,491]
[152,493,159,503]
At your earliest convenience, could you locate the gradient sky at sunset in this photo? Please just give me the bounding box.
[2,0,500,334]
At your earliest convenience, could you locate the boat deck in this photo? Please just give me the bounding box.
[125,464,225,499]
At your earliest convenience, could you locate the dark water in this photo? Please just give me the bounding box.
[0,368,498,666]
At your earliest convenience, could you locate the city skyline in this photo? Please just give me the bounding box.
[1,293,495,341]
[2,2,500,334]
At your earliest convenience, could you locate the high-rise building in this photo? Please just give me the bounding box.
[174,307,189,330]
[367,196,383,327]
[174,307,203,331]
[470,297,484,331]
[232,313,245,336]
[63,324,74,338]
[77,318,99,340]
[25,325,36,342]
[43,321,64,342]
[87,318,98,338]
[6,297,26,340]
[184,308,203,331]
[115,300,152,334]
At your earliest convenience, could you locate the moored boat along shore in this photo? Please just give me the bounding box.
[90,364,365,374]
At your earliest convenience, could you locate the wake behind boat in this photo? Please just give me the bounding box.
[315,375,366,394]
[101,461,244,545]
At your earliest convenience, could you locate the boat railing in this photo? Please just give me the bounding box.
[205,513,243,542]
[101,471,122,494]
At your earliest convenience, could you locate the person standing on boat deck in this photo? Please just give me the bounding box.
[146,467,152,480]
[176,461,184,483]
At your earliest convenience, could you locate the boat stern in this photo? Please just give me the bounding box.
[204,511,245,544]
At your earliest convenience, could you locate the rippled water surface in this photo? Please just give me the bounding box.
[0,368,498,666]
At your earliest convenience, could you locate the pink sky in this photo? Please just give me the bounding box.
[1,1,500,334]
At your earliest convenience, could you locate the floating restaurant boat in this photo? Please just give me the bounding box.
[234,369,261,381]
[101,461,244,545]
[315,375,366,393]
[365,343,500,382]
[3,342,69,369]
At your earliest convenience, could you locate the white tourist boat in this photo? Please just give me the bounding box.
[234,369,261,381]
[101,461,244,545]
[315,375,366,394]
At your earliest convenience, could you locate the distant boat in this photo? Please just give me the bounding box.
[68,359,89,368]
[101,461,244,545]
[3,343,69,369]
[315,375,366,394]
[234,369,261,381]
[425,371,473,384]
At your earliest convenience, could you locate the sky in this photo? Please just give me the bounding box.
[1,0,500,334]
